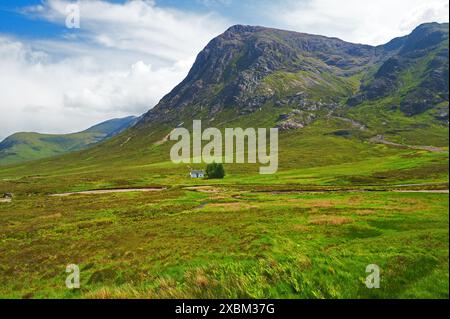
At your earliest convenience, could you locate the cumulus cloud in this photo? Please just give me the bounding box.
[273,0,449,45]
[24,0,227,64]
[0,0,228,140]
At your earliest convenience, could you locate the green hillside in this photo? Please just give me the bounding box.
[0,116,138,166]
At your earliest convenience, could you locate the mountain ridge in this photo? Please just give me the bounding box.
[138,22,448,132]
[0,116,139,165]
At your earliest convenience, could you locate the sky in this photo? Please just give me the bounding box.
[0,0,448,140]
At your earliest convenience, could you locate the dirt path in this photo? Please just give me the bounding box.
[369,135,446,152]
[266,188,449,194]
[392,189,449,194]
[41,185,450,198]
[332,116,367,130]
[50,187,166,197]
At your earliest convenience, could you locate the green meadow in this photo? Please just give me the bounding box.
[0,184,448,298]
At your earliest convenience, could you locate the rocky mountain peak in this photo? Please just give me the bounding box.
[223,24,266,36]
[139,22,449,126]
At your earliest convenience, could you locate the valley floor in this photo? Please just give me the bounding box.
[0,184,448,298]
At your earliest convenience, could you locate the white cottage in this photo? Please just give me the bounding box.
[190,170,205,178]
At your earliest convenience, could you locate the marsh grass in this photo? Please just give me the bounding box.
[0,187,447,298]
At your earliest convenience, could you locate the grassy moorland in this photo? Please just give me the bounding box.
[0,111,448,299]
[0,183,448,298]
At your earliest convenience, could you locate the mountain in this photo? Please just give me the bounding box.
[0,116,139,166]
[138,22,448,142]
[0,22,447,184]
[348,23,449,117]
[140,24,382,125]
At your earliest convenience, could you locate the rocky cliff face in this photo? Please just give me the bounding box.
[139,23,449,127]
[348,23,449,117]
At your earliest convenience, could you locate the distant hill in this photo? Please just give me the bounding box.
[0,116,139,165]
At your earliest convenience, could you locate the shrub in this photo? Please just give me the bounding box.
[206,163,225,179]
